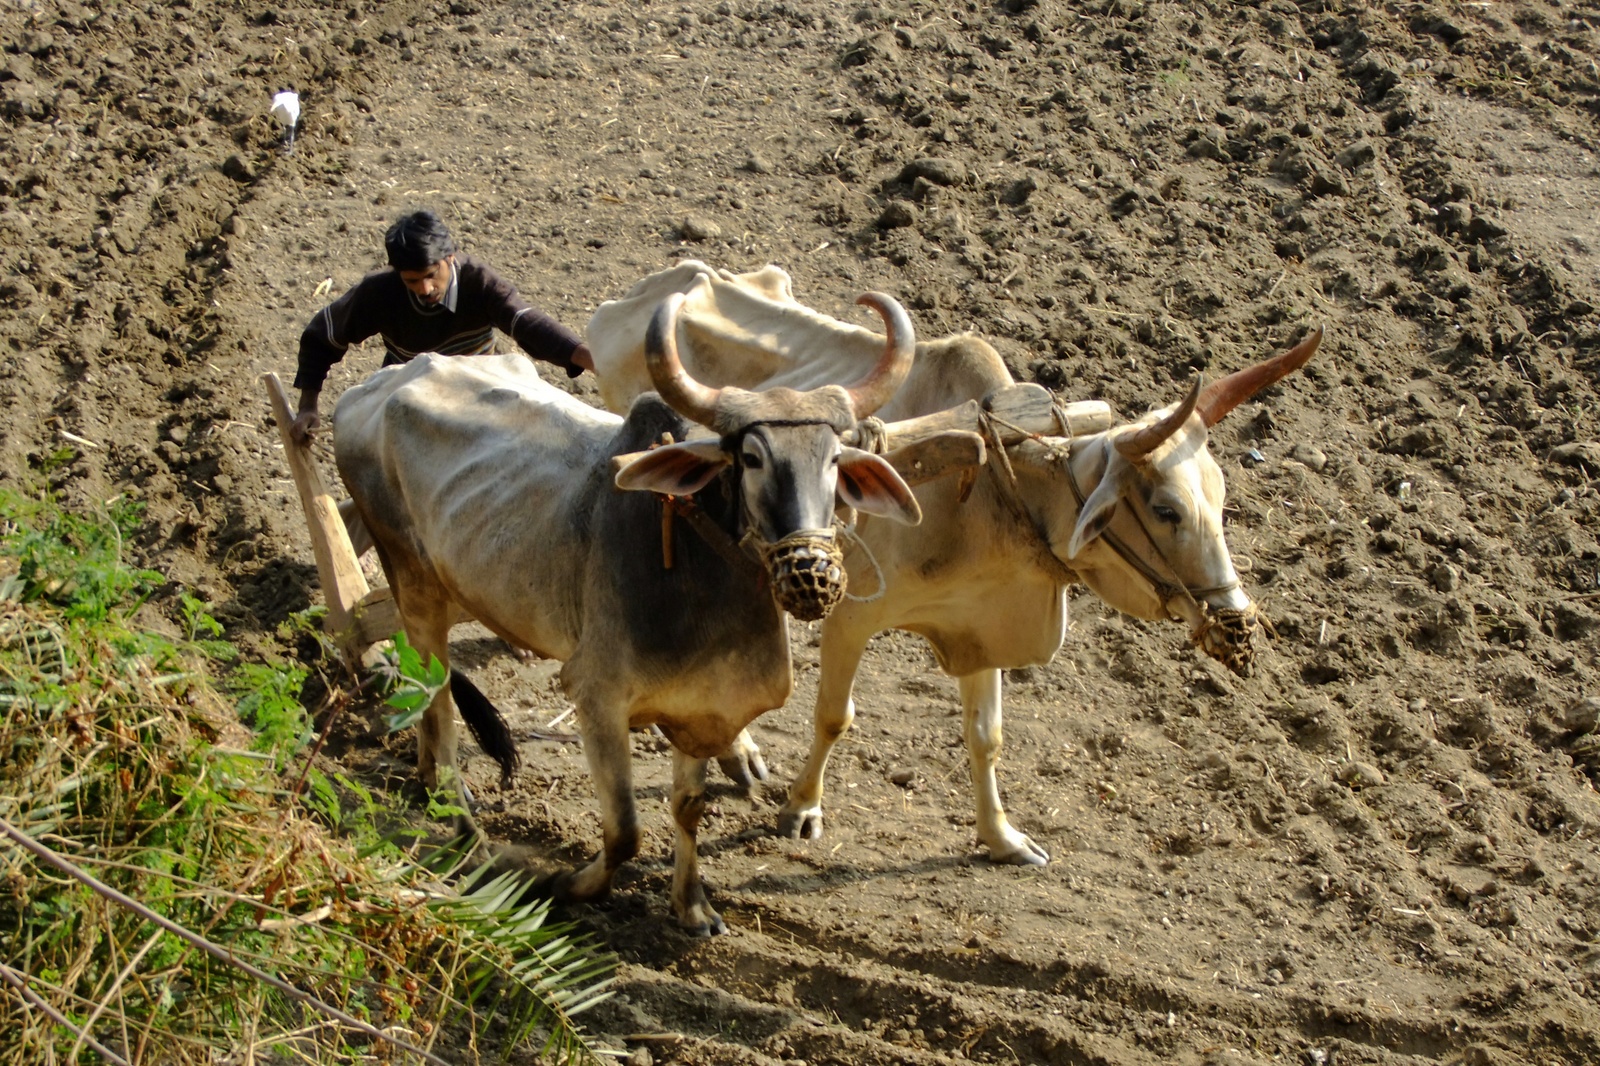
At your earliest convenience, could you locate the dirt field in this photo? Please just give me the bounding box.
[4,0,1600,1062]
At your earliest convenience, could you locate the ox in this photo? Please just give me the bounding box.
[333,293,923,934]
[587,262,1321,865]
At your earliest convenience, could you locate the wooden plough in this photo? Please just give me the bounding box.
[264,372,398,667]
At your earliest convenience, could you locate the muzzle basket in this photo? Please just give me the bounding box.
[1190,603,1262,678]
[756,529,847,622]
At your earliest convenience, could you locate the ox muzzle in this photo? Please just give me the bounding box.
[752,527,846,622]
[1184,599,1262,678]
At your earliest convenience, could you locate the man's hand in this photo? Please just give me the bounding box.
[289,408,321,444]
[570,343,595,374]
[290,388,322,444]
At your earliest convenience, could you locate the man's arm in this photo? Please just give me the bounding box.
[294,303,351,394]
[289,278,386,442]
[467,258,588,376]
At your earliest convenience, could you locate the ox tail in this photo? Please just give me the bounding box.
[448,670,521,789]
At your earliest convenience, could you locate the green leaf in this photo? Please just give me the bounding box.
[385,689,431,713]
[384,705,424,733]
[379,631,447,737]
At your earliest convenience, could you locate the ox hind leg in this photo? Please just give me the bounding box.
[335,497,374,557]
[669,749,725,936]
[960,669,1048,866]
[777,629,869,841]
[556,699,641,907]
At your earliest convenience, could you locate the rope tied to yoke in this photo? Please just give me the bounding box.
[975,395,1088,508]
[972,405,1078,587]
[849,415,889,455]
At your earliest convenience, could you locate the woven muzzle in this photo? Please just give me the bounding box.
[755,529,846,621]
[1190,603,1261,678]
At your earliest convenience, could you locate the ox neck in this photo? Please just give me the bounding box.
[976,437,1076,586]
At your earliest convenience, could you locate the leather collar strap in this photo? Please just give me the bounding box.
[658,493,763,576]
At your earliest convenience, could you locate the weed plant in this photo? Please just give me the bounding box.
[0,489,613,1064]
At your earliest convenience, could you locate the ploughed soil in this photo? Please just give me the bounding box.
[5,0,1600,1062]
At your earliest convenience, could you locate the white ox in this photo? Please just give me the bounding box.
[587,263,1321,865]
[334,294,923,934]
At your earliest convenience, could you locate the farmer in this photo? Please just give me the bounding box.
[288,209,592,443]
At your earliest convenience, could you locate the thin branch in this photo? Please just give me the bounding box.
[23,849,479,1012]
[290,671,381,799]
[0,817,452,1066]
[0,960,133,1066]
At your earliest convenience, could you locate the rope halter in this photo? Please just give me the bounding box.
[1060,436,1260,678]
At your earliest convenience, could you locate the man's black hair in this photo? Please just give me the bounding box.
[385,209,457,271]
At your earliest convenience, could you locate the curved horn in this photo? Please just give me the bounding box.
[1116,376,1202,462]
[1197,326,1322,428]
[844,292,916,417]
[645,292,722,425]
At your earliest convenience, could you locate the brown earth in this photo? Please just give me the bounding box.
[5,0,1600,1063]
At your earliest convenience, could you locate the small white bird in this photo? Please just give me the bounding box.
[270,91,300,153]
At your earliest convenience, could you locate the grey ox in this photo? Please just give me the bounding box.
[334,292,924,934]
[587,262,1321,866]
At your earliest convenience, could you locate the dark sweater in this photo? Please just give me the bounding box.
[293,254,583,391]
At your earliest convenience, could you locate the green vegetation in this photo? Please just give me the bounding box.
[0,489,614,1064]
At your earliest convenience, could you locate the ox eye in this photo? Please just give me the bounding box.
[741,450,764,470]
[1152,504,1181,524]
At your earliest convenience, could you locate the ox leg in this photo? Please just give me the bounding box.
[714,728,769,790]
[778,632,868,840]
[960,669,1048,866]
[557,704,639,904]
[669,749,725,936]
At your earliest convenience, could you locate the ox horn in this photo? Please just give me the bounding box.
[844,292,916,417]
[1197,327,1323,428]
[645,292,723,426]
[1116,376,1203,462]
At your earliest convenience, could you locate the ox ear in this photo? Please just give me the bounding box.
[614,439,730,496]
[838,448,922,526]
[1066,475,1121,559]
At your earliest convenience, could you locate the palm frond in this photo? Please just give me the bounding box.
[429,863,618,1065]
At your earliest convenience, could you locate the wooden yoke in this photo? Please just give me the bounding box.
[609,386,1115,486]
[263,372,397,667]
[859,385,1113,451]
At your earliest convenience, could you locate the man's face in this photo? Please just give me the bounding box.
[398,254,454,304]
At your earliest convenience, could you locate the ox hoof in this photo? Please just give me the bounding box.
[715,750,770,790]
[988,837,1050,867]
[776,806,824,841]
[550,866,612,905]
[679,910,728,938]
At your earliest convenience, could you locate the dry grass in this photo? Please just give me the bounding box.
[0,489,613,1064]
